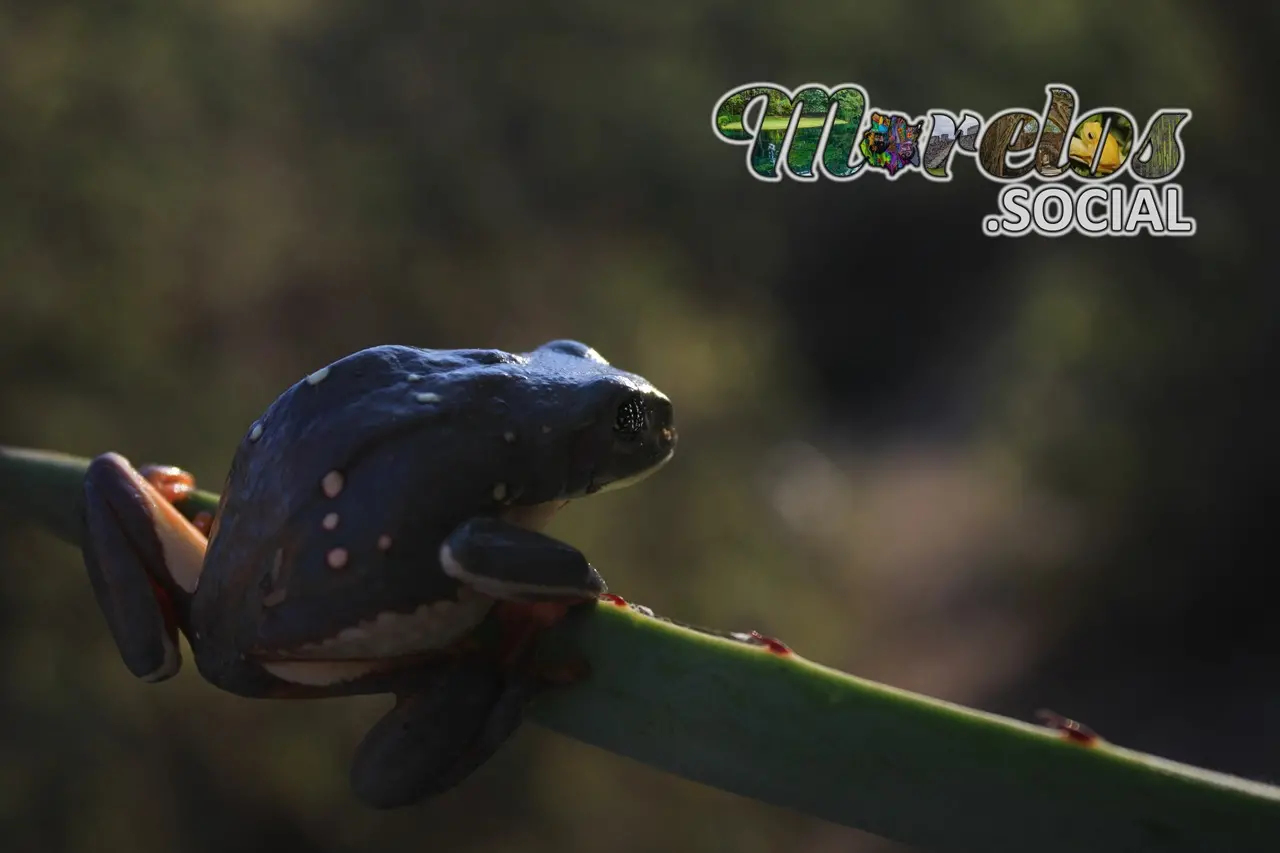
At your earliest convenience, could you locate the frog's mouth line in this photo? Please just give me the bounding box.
[587,446,675,496]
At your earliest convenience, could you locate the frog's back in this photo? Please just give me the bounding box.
[196,345,534,657]
[226,345,521,523]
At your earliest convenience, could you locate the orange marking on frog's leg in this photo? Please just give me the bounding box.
[95,458,208,597]
[191,511,215,537]
[134,464,211,586]
[83,453,202,681]
[134,475,208,595]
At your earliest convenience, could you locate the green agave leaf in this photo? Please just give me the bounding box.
[3,445,1279,852]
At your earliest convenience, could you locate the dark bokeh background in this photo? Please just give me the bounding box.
[1,3,1276,851]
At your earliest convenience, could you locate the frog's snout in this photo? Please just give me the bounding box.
[613,391,676,456]
[571,387,675,497]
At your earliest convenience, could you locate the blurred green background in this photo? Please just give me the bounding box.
[1,2,1275,852]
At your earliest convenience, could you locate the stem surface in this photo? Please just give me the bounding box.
[3,445,1278,852]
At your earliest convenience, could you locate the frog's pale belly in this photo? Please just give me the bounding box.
[260,659,388,686]
[251,501,574,688]
[257,590,494,686]
[264,585,495,662]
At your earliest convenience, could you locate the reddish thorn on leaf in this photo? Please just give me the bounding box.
[749,630,792,655]
[599,592,629,607]
[1035,709,1101,746]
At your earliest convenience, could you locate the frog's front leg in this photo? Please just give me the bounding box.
[80,453,208,682]
[439,516,606,602]
[350,661,537,808]
[440,515,608,666]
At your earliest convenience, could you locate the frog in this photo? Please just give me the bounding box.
[78,339,676,808]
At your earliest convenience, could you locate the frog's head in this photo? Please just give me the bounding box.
[222,341,676,545]
[510,340,676,503]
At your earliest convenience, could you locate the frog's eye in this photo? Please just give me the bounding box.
[539,340,610,365]
[613,395,648,441]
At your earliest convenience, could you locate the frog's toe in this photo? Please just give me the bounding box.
[440,517,606,603]
[350,663,532,808]
[82,453,204,681]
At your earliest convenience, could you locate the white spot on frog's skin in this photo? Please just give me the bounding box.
[249,423,264,442]
[322,512,339,531]
[327,547,349,569]
[415,392,441,403]
[377,534,392,551]
[261,660,383,687]
[321,470,344,498]
[503,430,516,443]
[306,366,330,385]
[492,482,507,501]
[278,596,494,660]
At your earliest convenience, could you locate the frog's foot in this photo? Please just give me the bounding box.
[81,453,207,682]
[135,463,215,536]
[350,660,537,808]
[439,517,606,603]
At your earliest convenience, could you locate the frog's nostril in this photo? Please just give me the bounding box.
[613,395,647,441]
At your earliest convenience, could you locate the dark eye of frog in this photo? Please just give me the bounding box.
[613,395,648,441]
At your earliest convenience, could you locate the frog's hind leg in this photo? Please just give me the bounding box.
[81,453,207,682]
[350,661,536,808]
[354,517,604,808]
